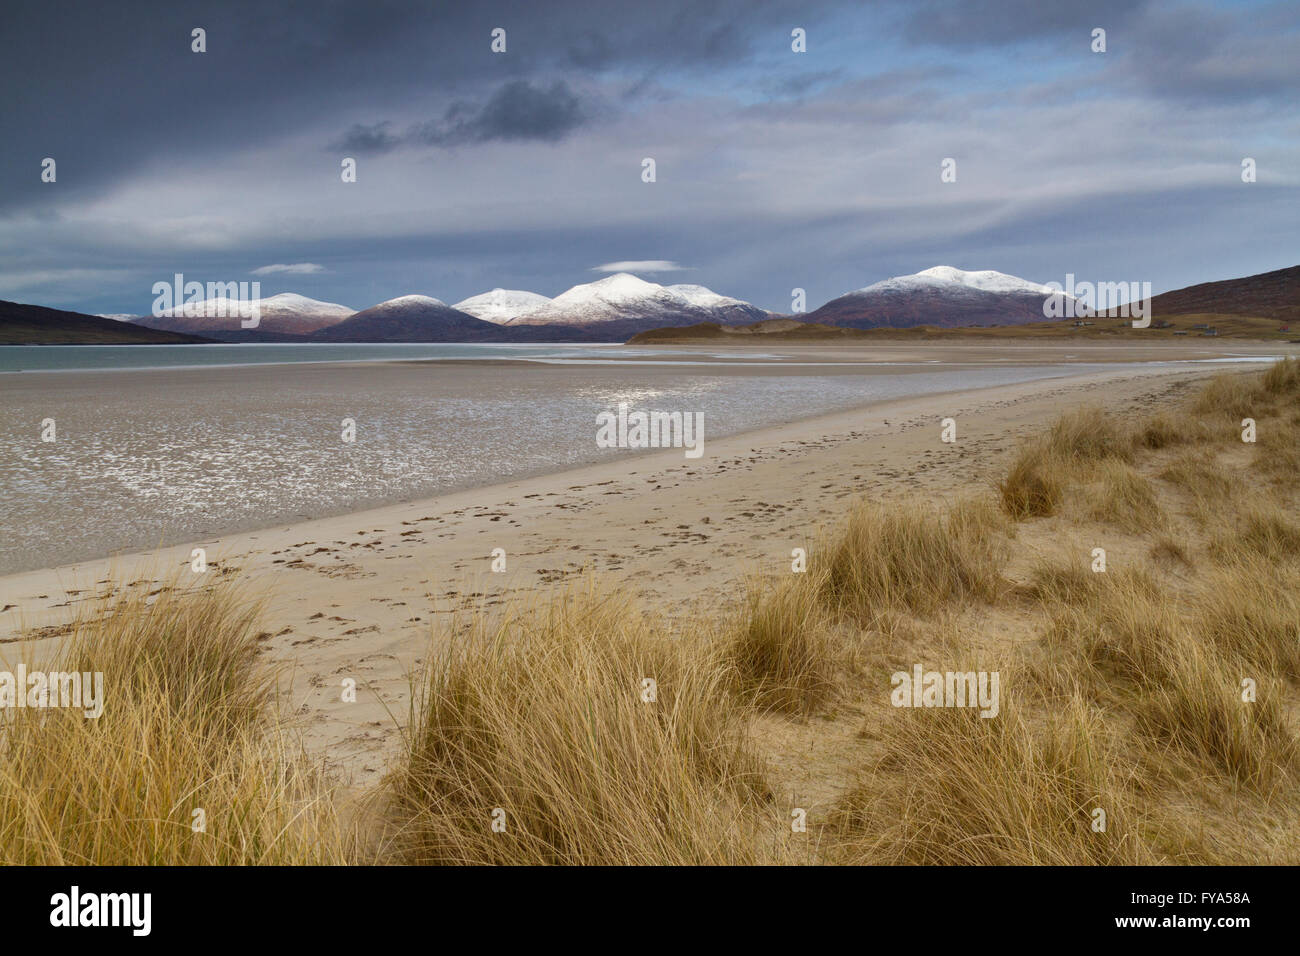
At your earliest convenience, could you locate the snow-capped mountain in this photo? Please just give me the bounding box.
[527,273,686,324]
[863,266,1061,297]
[452,289,554,324]
[312,295,503,342]
[507,273,769,330]
[805,266,1074,329]
[139,292,355,335]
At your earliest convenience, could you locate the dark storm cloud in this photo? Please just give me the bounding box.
[566,30,615,69]
[0,0,835,212]
[410,80,588,147]
[332,122,403,155]
[332,80,588,154]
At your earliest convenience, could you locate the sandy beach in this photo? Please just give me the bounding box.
[4,344,1288,790]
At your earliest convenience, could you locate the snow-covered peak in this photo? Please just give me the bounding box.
[914,266,1058,295]
[453,288,553,324]
[368,294,449,310]
[853,266,1061,298]
[156,293,354,319]
[489,273,765,327]
[552,273,665,307]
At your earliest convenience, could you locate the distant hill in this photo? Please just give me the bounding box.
[1146,264,1300,323]
[137,292,355,337]
[312,296,505,342]
[311,295,642,342]
[0,300,211,345]
[803,266,1075,329]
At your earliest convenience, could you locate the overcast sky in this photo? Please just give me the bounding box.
[2,0,1296,315]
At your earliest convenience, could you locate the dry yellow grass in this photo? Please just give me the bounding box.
[1133,412,1192,450]
[386,586,793,865]
[831,694,1157,865]
[1132,644,1296,791]
[1209,499,1300,562]
[829,358,1300,863]
[726,573,850,716]
[1193,559,1300,680]
[1254,414,1300,485]
[822,497,1008,618]
[1262,354,1300,394]
[1047,405,1136,463]
[0,582,351,865]
[998,439,1067,518]
[1192,371,1260,419]
[1085,460,1166,532]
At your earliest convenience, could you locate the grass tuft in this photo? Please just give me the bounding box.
[0,583,350,865]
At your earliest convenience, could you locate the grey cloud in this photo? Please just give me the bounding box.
[412,80,587,146]
[333,122,403,155]
[761,69,847,99]
[1113,2,1300,103]
[0,0,819,214]
[567,30,614,69]
[339,80,589,154]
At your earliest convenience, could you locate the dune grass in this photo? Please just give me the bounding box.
[726,573,850,716]
[0,583,351,865]
[831,694,1156,865]
[1085,460,1165,532]
[822,497,1008,618]
[1132,645,1296,791]
[386,586,790,865]
[1261,354,1300,395]
[1193,559,1300,680]
[1047,405,1136,464]
[1133,412,1191,450]
[998,440,1067,518]
[830,359,1300,862]
[1254,415,1300,483]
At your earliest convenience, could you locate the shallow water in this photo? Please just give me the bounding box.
[0,342,745,373]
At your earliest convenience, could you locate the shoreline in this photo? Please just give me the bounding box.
[0,360,1260,788]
